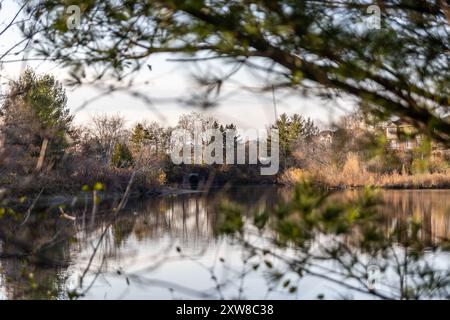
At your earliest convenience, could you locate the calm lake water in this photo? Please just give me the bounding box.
[0,187,449,299]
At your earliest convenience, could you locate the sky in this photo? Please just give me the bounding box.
[0,0,354,130]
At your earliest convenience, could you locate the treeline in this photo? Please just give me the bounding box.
[0,70,235,194]
[6,69,443,195]
[0,69,322,196]
[280,112,450,188]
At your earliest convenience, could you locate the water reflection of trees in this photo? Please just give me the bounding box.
[380,190,450,244]
[331,190,450,247]
[1,186,449,299]
[110,186,280,248]
[220,185,450,299]
[0,213,73,299]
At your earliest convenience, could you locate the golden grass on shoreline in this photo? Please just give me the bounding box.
[280,167,450,189]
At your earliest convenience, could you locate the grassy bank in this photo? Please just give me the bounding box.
[280,165,450,189]
[0,161,276,201]
[0,165,166,199]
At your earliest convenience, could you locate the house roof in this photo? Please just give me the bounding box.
[385,119,412,128]
[317,130,335,136]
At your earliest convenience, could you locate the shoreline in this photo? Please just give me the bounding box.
[4,182,450,212]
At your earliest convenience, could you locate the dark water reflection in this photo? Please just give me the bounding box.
[0,187,449,299]
[333,190,450,246]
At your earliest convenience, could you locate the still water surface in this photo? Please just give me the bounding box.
[0,187,449,299]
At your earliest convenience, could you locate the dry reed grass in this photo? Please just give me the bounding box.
[280,153,450,189]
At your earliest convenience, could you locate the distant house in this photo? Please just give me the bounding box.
[383,120,420,151]
[383,118,450,157]
[316,130,334,144]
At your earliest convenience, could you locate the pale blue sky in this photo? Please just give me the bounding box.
[0,0,353,130]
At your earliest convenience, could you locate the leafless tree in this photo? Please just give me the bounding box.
[87,114,127,166]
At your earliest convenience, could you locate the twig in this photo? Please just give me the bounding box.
[19,188,44,227]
